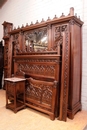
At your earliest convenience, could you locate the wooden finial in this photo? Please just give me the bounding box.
[47,17,51,21]
[18,26,20,29]
[35,20,39,24]
[41,18,45,22]
[70,7,74,16]
[53,15,57,19]
[30,21,33,25]
[75,13,77,17]
[22,24,24,28]
[26,23,28,26]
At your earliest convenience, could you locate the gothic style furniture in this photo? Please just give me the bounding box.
[2,7,83,121]
[2,21,13,89]
[5,77,26,113]
[0,41,4,89]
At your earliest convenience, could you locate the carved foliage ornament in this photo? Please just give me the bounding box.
[13,34,20,54]
[54,25,67,47]
[25,79,53,106]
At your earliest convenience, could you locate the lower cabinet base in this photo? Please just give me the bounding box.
[67,102,82,119]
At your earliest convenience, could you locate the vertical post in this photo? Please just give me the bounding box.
[70,7,74,16]
[58,30,70,121]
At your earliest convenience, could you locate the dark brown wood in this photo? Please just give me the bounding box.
[5,77,26,113]
[25,77,58,120]
[0,41,4,89]
[58,29,70,121]
[2,21,13,89]
[2,7,83,121]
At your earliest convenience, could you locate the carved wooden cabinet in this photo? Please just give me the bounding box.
[2,7,83,121]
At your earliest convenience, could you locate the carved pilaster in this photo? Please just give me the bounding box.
[7,35,13,77]
[58,28,70,121]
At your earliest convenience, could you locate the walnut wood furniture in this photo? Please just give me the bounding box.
[0,41,4,89]
[2,7,83,121]
[26,77,58,120]
[2,21,13,89]
[5,77,26,113]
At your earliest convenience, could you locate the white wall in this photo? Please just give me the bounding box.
[0,0,87,110]
[81,0,87,110]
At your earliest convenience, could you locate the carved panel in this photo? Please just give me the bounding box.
[25,78,55,107]
[6,82,15,96]
[17,63,55,77]
[26,80,42,101]
[42,85,52,105]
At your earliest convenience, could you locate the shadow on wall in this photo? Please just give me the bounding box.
[0,0,7,8]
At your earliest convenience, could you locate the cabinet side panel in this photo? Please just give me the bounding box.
[70,24,82,107]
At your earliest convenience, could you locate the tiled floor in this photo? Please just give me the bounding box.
[0,89,87,130]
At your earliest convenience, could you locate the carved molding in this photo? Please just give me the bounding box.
[14,59,60,63]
